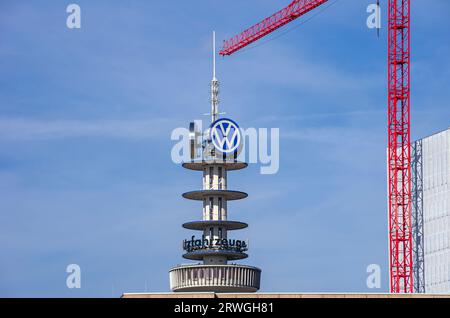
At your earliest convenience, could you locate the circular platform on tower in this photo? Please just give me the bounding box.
[183,249,248,261]
[183,220,248,231]
[182,190,248,201]
[169,264,261,293]
[182,160,247,171]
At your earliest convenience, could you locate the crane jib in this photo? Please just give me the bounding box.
[219,0,329,56]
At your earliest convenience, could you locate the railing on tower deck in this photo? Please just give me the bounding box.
[169,264,261,292]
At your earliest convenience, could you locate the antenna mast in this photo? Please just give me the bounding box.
[211,31,219,123]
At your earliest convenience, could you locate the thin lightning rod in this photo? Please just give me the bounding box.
[211,31,219,123]
[213,31,216,80]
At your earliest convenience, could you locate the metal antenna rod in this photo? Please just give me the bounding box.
[213,31,216,80]
[211,31,219,123]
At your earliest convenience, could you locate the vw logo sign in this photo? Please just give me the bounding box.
[210,118,242,154]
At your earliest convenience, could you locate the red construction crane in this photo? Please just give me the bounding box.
[219,0,413,293]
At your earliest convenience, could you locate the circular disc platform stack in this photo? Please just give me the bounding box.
[169,159,261,292]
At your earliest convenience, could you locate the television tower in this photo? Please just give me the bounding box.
[169,32,261,292]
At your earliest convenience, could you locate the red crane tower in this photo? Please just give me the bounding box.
[219,0,413,293]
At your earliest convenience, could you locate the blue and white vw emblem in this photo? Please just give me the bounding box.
[210,118,242,154]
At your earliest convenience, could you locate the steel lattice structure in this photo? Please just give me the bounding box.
[220,0,328,56]
[411,140,425,293]
[219,0,413,293]
[387,0,412,293]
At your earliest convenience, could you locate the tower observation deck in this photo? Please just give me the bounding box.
[169,32,261,293]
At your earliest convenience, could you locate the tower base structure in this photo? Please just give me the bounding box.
[170,264,261,293]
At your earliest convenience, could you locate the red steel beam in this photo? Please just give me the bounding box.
[219,0,328,56]
[387,0,413,293]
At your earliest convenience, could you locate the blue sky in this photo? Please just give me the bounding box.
[0,0,449,297]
